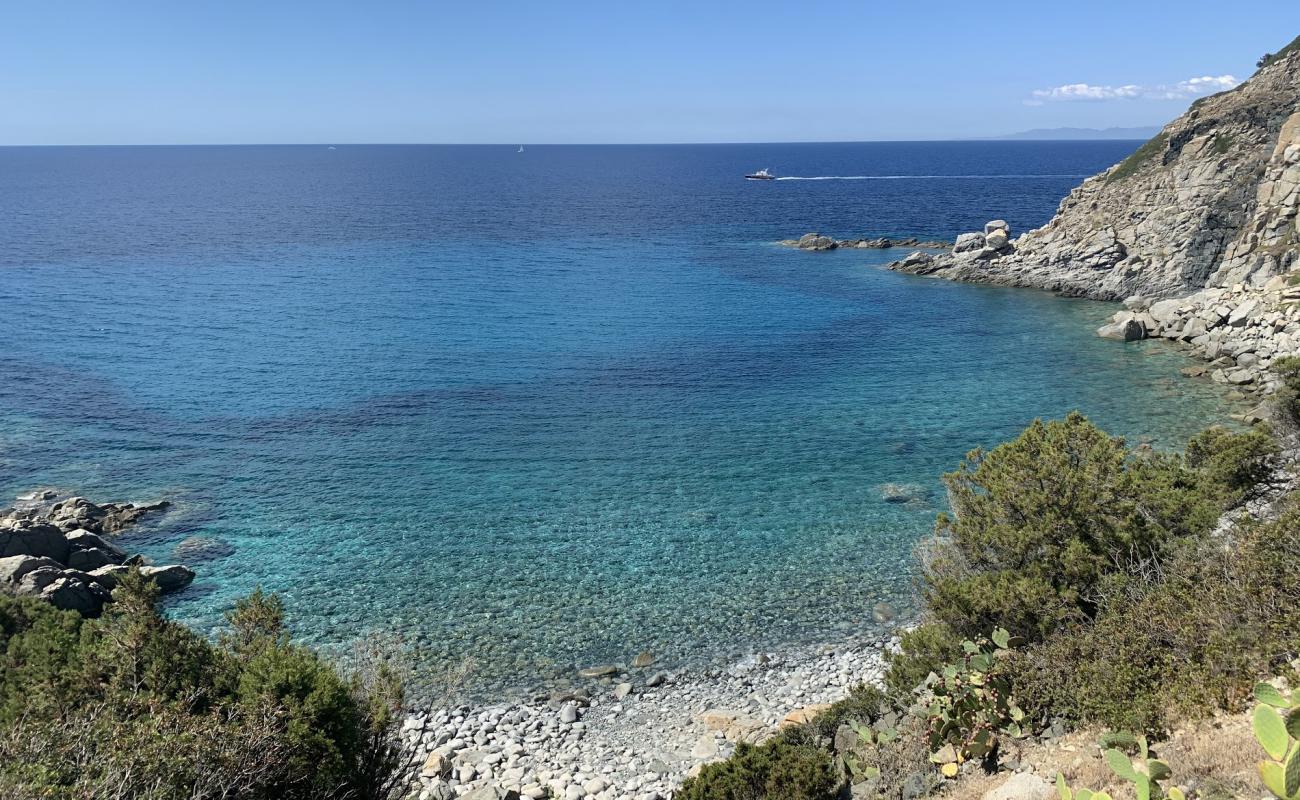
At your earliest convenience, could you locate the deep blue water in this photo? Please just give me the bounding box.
[0,143,1237,694]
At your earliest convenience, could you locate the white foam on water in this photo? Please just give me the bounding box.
[774,174,1092,180]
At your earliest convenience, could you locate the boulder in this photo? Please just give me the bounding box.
[982,773,1054,800]
[0,554,63,585]
[895,251,938,274]
[984,220,1010,235]
[1229,298,1261,326]
[984,229,1010,252]
[172,535,235,563]
[631,650,655,668]
[691,735,721,760]
[796,233,838,251]
[577,664,619,679]
[65,547,120,572]
[0,521,71,561]
[952,232,986,256]
[1146,298,1185,326]
[38,575,111,615]
[781,704,832,727]
[460,787,520,800]
[1097,317,1146,341]
[140,564,195,593]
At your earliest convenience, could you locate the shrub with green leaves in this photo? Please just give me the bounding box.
[884,623,964,696]
[675,739,841,800]
[924,413,1231,642]
[1011,494,1300,733]
[0,570,412,800]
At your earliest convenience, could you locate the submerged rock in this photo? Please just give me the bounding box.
[172,535,235,563]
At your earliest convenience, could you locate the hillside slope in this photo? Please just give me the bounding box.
[897,36,1300,300]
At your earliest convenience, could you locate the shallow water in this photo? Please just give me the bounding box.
[0,143,1238,693]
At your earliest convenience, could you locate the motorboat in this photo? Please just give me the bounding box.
[745,168,776,180]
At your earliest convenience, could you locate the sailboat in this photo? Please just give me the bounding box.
[518,145,525,153]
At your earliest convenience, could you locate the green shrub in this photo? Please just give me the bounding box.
[1184,425,1277,498]
[1257,35,1300,71]
[884,623,964,696]
[1107,134,1168,183]
[1272,356,1300,425]
[0,570,412,800]
[676,739,841,800]
[806,683,889,741]
[924,413,1220,642]
[1011,497,1300,733]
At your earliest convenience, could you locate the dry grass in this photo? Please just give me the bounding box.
[936,712,1261,800]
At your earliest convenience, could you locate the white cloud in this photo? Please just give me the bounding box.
[1025,75,1239,105]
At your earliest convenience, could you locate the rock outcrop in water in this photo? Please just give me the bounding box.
[779,233,950,251]
[0,492,192,615]
[890,37,1300,301]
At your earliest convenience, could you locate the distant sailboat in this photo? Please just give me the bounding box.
[518,145,525,153]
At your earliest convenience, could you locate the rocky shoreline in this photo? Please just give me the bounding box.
[400,631,895,800]
[1,491,194,615]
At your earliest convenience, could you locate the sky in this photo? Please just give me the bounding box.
[1,0,1296,145]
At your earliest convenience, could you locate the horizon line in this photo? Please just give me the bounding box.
[0,137,1153,148]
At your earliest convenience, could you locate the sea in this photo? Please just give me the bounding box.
[0,142,1238,694]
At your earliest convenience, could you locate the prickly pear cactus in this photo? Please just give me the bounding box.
[1252,681,1300,800]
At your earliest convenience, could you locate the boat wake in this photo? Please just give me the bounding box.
[775,174,1091,181]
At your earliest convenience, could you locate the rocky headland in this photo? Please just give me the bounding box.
[889,38,1300,396]
[0,491,194,615]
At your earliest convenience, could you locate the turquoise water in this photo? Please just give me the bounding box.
[0,143,1237,694]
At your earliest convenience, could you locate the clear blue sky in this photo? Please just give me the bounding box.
[2,0,1295,144]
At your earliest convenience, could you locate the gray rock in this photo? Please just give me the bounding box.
[796,233,837,251]
[981,773,1054,800]
[172,535,235,563]
[0,554,62,585]
[558,703,579,724]
[985,229,1010,252]
[952,232,986,256]
[140,564,195,592]
[460,786,519,800]
[578,664,619,679]
[0,522,71,561]
[984,220,1010,235]
[1097,317,1146,341]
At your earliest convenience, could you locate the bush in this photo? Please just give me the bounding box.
[1272,356,1300,426]
[884,623,964,696]
[0,570,412,800]
[1011,496,1300,733]
[676,739,841,800]
[924,413,1225,642]
[1107,134,1169,183]
[805,683,889,742]
[1184,425,1277,499]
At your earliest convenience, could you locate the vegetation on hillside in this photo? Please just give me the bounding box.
[681,360,1300,799]
[1106,134,1169,183]
[0,572,412,800]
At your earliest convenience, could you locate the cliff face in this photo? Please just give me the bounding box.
[899,38,1300,301]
